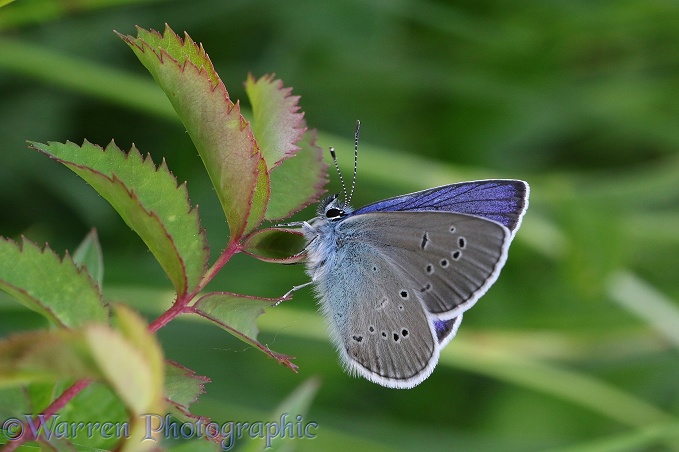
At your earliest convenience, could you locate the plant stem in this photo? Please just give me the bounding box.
[0,240,245,451]
[147,295,192,333]
[1,378,92,451]
[148,239,242,332]
[198,239,242,290]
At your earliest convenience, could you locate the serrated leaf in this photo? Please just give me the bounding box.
[72,229,104,288]
[265,129,328,220]
[164,360,209,413]
[163,361,222,445]
[30,140,208,296]
[242,228,306,263]
[193,293,297,372]
[0,308,165,451]
[120,25,270,241]
[245,73,306,169]
[0,237,106,328]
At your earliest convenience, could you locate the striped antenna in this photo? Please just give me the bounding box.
[346,119,360,206]
[329,147,348,208]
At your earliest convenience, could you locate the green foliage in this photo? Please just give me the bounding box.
[194,293,295,370]
[242,228,307,263]
[29,140,209,296]
[72,229,104,288]
[266,129,329,220]
[0,306,164,449]
[0,23,325,450]
[0,237,106,328]
[121,25,270,241]
[164,360,209,421]
[1,2,679,451]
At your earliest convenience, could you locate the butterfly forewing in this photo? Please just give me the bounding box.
[342,211,510,318]
[354,180,529,236]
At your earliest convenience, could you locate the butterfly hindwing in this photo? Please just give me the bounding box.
[353,179,529,237]
[314,237,439,388]
[341,211,510,318]
[434,316,463,347]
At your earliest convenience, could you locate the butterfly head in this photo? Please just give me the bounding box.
[322,120,361,222]
[319,194,352,220]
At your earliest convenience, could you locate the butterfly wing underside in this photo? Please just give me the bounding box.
[343,211,511,319]
[319,211,508,388]
[316,240,443,388]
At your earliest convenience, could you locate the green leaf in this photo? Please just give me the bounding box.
[119,25,270,241]
[193,293,297,372]
[0,237,106,328]
[72,228,104,288]
[265,129,328,220]
[164,360,209,417]
[104,305,166,451]
[106,305,165,415]
[0,306,165,451]
[245,73,306,169]
[51,382,127,450]
[0,329,88,387]
[163,362,230,447]
[30,140,209,296]
[0,308,163,416]
[242,228,306,263]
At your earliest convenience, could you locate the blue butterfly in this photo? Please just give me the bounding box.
[295,121,529,389]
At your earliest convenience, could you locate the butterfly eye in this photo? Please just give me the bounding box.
[325,207,345,219]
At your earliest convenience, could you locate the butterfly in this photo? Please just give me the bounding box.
[293,121,529,389]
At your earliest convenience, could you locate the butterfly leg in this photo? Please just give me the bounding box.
[274,221,306,227]
[276,281,314,306]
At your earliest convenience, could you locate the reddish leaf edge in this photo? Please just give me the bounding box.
[117,25,270,244]
[30,139,210,297]
[165,359,210,407]
[0,236,106,328]
[191,292,298,372]
[264,128,329,222]
[11,27,329,446]
[246,72,307,170]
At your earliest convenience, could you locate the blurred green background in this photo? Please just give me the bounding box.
[2,0,679,450]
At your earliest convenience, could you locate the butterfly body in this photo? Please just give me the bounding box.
[302,179,529,389]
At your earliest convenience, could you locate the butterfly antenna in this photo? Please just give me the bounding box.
[329,147,348,208]
[346,119,360,205]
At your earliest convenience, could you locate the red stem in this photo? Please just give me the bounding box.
[1,240,244,451]
[147,240,241,332]
[2,378,92,451]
